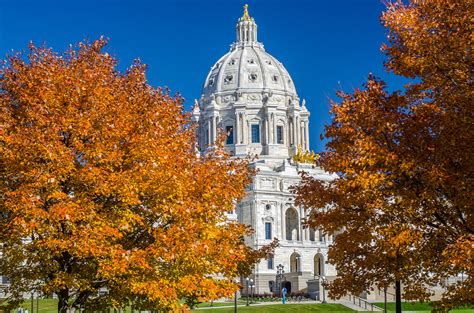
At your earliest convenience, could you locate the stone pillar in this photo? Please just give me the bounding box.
[294,116,299,148]
[305,121,310,150]
[207,119,211,145]
[288,118,295,146]
[242,113,247,144]
[281,205,286,241]
[264,114,269,145]
[298,209,302,241]
[213,116,218,143]
[272,113,276,144]
[235,112,240,144]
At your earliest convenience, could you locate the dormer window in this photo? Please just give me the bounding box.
[224,74,234,84]
[208,78,214,87]
[249,73,258,82]
[228,59,236,66]
[247,59,255,64]
[272,75,279,82]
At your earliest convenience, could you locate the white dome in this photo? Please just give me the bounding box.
[201,10,297,102]
[196,6,309,158]
[202,45,297,97]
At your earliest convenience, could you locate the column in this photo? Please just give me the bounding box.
[305,121,310,150]
[213,116,218,143]
[289,118,293,146]
[235,112,240,144]
[272,113,276,144]
[242,113,247,144]
[264,114,269,145]
[207,120,211,145]
[294,116,300,148]
[281,205,286,240]
[298,208,302,241]
[301,122,305,148]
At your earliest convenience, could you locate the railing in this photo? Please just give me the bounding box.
[348,294,380,311]
[377,288,396,301]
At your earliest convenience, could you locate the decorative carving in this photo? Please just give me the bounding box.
[222,95,233,103]
[247,94,262,101]
[260,177,276,190]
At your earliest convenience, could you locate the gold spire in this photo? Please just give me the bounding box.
[243,4,251,20]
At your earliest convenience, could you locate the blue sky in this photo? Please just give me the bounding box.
[0,0,406,151]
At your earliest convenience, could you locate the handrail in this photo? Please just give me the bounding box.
[348,294,380,311]
[377,288,396,301]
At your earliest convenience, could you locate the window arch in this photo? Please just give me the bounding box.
[285,208,299,240]
[314,253,324,276]
[290,252,301,272]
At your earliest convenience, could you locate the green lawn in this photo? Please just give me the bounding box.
[373,302,474,312]
[1,299,58,313]
[195,301,247,308]
[192,303,354,312]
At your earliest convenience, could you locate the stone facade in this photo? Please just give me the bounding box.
[194,6,336,294]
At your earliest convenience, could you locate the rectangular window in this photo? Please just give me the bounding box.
[267,256,274,269]
[225,126,234,145]
[265,222,272,240]
[251,124,260,143]
[277,126,284,144]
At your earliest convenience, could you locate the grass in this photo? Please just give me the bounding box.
[192,303,355,312]
[372,302,474,312]
[195,301,247,308]
[1,299,58,313]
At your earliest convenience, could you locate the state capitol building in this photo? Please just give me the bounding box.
[192,5,336,294]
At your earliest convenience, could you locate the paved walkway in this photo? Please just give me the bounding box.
[194,299,383,311]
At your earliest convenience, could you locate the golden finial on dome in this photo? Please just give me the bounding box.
[243,4,251,20]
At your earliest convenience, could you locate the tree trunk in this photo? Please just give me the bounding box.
[395,280,402,313]
[58,289,69,313]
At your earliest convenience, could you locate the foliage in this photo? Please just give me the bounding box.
[294,0,473,311]
[0,38,272,312]
[292,145,320,164]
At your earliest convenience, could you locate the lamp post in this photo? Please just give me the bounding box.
[276,264,285,296]
[251,284,255,304]
[249,279,254,304]
[245,277,250,306]
[319,276,327,304]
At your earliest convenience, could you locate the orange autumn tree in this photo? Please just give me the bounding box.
[0,38,268,312]
[294,1,472,312]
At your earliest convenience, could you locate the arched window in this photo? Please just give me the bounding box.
[285,208,299,240]
[314,254,324,276]
[290,252,301,272]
